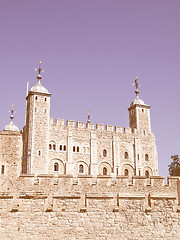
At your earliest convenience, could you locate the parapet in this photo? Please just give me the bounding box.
[49,117,139,136]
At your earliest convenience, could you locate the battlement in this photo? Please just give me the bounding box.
[49,118,141,135]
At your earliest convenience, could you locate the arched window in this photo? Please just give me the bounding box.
[49,144,52,150]
[35,96,38,100]
[79,164,84,174]
[63,145,66,151]
[44,97,47,102]
[44,109,46,114]
[103,167,107,175]
[145,171,149,178]
[54,162,59,172]
[145,154,149,161]
[77,146,79,152]
[103,149,107,157]
[59,145,62,151]
[124,169,129,176]
[53,144,56,151]
[73,146,76,152]
[38,150,41,156]
[124,152,128,159]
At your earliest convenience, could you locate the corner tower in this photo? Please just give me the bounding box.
[22,62,51,175]
[128,77,151,133]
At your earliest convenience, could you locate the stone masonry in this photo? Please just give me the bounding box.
[0,67,179,239]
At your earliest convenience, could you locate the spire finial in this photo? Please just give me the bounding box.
[87,109,92,123]
[9,104,15,121]
[133,76,140,98]
[35,60,44,81]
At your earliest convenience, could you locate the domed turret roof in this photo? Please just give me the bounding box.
[30,77,49,94]
[4,120,19,132]
[4,105,19,132]
[130,96,145,107]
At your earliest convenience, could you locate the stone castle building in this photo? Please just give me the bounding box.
[1,64,158,178]
[0,63,179,240]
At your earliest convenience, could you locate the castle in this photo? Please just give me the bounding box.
[1,63,158,178]
[0,63,179,240]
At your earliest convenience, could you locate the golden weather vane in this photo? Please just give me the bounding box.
[9,104,15,121]
[35,61,44,80]
[87,109,92,123]
[133,76,140,98]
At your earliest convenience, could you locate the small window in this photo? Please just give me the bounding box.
[60,145,62,151]
[137,154,140,160]
[116,168,118,175]
[103,149,107,157]
[35,96,38,100]
[145,170,149,178]
[142,109,144,113]
[139,170,141,176]
[79,164,84,174]
[77,146,79,152]
[1,165,5,174]
[49,144,52,150]
[103,167,107,175]
[44,109,46,114]
[145,154,149,161]
[63,145,66,151]
[124,152,128,159]
[44,98,47,102]
[143,130,146,136]
[73,146,76,152]
[35,108,37,112]
[54,162,59,172]
[53,144,56,151]
[38,150,41,156]
[124,169,129,176]
[131,110,134,115]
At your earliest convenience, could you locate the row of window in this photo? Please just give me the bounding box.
[35,96,47,102]
[48,145,149,161]
[53,162,150,178]
[35,108,47,114]
[49,144,67,151]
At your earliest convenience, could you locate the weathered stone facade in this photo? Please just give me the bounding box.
[0,71,179,239]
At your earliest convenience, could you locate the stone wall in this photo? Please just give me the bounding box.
[0,175,179,239]
[47,119,158,177]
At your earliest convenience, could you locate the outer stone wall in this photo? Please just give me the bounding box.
[0,175,179,239]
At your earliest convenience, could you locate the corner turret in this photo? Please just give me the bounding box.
[22,61,51,175]
[128,77,151,133]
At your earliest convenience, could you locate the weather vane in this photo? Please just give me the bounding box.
[9,104,15,121]
[35,61,44,80]
[133,76,140,98]
[87,109,92,123]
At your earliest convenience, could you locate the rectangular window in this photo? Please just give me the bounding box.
[77,146,79,152]
[1,165,5,174]
[73,146,76,152]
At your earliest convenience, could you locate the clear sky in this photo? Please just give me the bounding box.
[0,0,179,178]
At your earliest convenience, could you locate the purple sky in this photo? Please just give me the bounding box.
[0,0,180,177]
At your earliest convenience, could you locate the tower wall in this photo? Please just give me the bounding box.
[23,91,51,175]
[0,131,22,177]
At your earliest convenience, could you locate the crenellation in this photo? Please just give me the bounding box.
[66,120,75,127]
[86,122,94,129]
[124,127,132,134]
[55,118,64,126]
[76,121,85,128]
[96,123,104,131]
[106,125,113,132]
[115,126,123,133]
